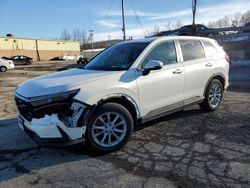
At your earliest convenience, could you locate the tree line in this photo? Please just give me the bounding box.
[60,29,87,44]
[207,10,250,28]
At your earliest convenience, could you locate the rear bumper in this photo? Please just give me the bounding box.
[8,64,15,69]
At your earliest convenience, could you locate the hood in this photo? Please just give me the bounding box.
[16,68,117,98]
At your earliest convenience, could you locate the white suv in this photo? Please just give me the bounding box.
[15,36,229,152]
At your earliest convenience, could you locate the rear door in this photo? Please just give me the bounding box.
[178,40,211,104]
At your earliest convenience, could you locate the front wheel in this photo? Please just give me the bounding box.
[86,103,134,152]
[200,79,223,112]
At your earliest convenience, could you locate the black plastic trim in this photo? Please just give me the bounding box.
[141,97,204,124]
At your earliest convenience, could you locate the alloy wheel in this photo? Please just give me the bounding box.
[209,83,222,108]
[91,112,127,148]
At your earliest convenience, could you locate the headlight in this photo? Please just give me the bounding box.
[27,89,80,107]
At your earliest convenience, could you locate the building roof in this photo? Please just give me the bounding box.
[0,35,80,43]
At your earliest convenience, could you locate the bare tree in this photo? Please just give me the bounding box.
[60,29,71,40]
[81,30,87,44]
[220,16,231,28]
[72,29,82,41]
[207,10,250,28]
[146,25,160,36]
[240,10,250,25]
[165,22,172,31]
[165,20,183,30]
[231,12,242,27]
[176,20,183,29]
[208,16,232,28]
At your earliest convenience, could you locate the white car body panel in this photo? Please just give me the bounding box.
[73,69,139,108]
[16,69,119,98]
[19,113,85,140]
[136,63,184,117]
[0,58,15,70]
[63,55,76,61]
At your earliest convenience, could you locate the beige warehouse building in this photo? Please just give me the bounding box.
[0,35,80,61]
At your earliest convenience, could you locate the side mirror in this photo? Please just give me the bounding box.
[142,60,163,75]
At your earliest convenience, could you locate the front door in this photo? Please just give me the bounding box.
[136,41,184,118]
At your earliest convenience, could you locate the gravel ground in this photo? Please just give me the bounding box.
[0,61,250,188]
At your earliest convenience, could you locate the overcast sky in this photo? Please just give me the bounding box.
[0,0,249,41]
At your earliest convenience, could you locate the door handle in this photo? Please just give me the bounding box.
[173,69,183,74]
[205,63,213,67]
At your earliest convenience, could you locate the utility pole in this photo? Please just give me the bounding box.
[89,30,94,56]
[192,0,197,35]
[121,0,126,41]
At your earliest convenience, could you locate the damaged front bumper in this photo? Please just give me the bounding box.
[18,114,86,147]
[15,90,91,147]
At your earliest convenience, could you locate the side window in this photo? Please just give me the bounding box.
[202,41,217,58]
[142,41,177,66]
[179,40,205,61]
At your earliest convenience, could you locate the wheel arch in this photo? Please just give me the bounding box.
[96,94,140,126]
[203,73,225,96]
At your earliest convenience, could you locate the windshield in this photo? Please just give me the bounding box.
[85,42,149,71]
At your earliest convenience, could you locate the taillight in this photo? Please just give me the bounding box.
[225,53,231,64]
[8,62,12,65]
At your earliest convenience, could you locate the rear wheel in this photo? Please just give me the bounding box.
[86,103,134,152]
[0,66,7,72]
[200,79,223,112]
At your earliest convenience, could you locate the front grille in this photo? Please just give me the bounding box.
[15,94,72,121]
[15,96,33,121]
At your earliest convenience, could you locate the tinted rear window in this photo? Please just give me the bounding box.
[179,40,205,61]
[202,40,217,58]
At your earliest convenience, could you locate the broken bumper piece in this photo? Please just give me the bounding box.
[18,114,86,147]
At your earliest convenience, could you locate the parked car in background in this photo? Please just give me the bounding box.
[0,57,14,72]
[62,55,76,61]
[7,55,33,65]
[178,24,219,36]
[14,36,229,152]
[50,57,64,61]
[1,56,9,60]
[243,22,250,33]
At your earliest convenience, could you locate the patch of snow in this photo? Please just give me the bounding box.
[31,114,65,127]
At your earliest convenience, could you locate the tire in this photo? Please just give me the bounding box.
[0,66,7,72]
[200,79,223,112]
[86,103,134,152]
